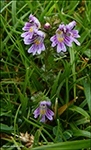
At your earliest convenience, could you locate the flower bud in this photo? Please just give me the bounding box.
[44,22,51,29]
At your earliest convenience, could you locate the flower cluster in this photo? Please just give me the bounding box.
[50,21,80,53]
[21,14,45,55]
[21,14,80,55]
[33,101,54,123]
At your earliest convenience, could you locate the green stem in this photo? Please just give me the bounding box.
[45,48,50,73]
[70,47,76,98]
[66,77,69,121]
[44,48,50,89]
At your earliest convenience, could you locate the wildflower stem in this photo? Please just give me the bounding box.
[45,48,50,73]
[70,47,76,99]
[66,77,69,121]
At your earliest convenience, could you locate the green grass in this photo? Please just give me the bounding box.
[0,0,91,149]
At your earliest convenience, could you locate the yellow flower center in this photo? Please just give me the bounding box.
[57,31,63,35]
[30,27,33,32]
[57,37,64,42]
[34,39,40,45]
[39,25,41,28]
[40,104,46,114]
[71,33,74,37]
[40,110,46,114]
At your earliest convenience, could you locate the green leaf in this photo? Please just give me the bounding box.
[0,1,12,13]
[11,136,21,150]
[31,139,91,150]
[53,126,63,142]
[46,3,56,16]
[79,30,90,44]
[39,1,53,21]
[53,126,62,136]
[33,130,39,147]
[17,88,28,116]
[75,117,90,125]
[69,105,90,119]
[63,130,73,140]
[0,110,11,117]
[82,79,91,114]
[72,129,91,138]
[50,70,61,99]
[12,1,16,25]
[55,2,65,22]
[84,49,91,58]
[0,123,14,133]
[67,1,79,15]
[23,117,55,142]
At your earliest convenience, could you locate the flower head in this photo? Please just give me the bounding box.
[66,21,80,46]
[21,22,38,40]
[33,101,54,123]
[24,30,45,55]
[50,21,80,53]
[29,14,41,28]
[21,14,41,40]
[50,24,72,53]
[21,14,46,55]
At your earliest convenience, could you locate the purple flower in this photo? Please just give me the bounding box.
[33,101,54,123]
[50,21,80,53]
[21,14,46,55]
[24,30,45,55]
[50,24,72,53]
[29,14,41,28]
[66,21,80,46]
[21,14,41,40]
[21,22,38,40]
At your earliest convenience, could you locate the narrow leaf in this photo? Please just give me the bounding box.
[31,139,91,150]
[69,105,90,119]
[82,79,91,114]
[58,97,77,116]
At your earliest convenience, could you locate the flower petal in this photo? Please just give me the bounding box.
[68,21,76,29]
[62,43,66,52]
[29,14,33,20]
[57,43,61,53]
[33,107,40,118]
[34,113,39,118]
[29,14,41,28]
[71,30,80,38]
[73,38,80,46]
[40,114,45,123]
[28,44,35,53]
[50,35,56,42]
[64,34,72,47]
[52,40,57,47]
[21,32,29,37]
[41,43,45,51]
[37,30,45,38]
[32,45,37,55]
[22,23,33,31]
[37,47,41,54]
[57,43,66,53]
[24,32,33,40]
[59,24,65,30]
[47,108,54,116]
[39,42,45,50]
[33,107,40,114]
[40,101,46,106]
[46,111,53,120]
[37,43,45,54]
[25,22,33,27]
[46,101,51,106]
[24,38,34,45]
